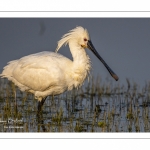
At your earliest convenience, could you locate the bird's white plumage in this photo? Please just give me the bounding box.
[0,26,91,101]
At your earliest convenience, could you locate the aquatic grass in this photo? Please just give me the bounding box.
[0,77,150,132]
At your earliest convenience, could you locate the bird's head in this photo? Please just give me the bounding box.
[73,27,90,49]
[55,26,91,51]
[55,26,119,81]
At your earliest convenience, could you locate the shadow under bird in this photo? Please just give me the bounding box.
[0,26,119,112]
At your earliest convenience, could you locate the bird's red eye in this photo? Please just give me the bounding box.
[84,38,87,41]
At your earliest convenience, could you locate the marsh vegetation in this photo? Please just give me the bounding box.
[0,77,150,132]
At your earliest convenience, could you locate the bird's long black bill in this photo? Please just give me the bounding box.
[87,40,119,81]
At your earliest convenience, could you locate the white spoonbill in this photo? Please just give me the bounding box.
[0,26,119,111]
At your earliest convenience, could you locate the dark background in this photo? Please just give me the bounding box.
[0,18,150,86]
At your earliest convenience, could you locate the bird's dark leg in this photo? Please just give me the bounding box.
[37,97,47,132]
[14,89,18,114]
[51,94,54,105]
[37,112,47,132]
[38,97,47,112]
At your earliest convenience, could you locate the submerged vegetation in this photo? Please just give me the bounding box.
[0,76,150,132]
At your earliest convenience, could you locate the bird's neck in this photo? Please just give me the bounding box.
[68,41,91,88]
[69,41,89,64]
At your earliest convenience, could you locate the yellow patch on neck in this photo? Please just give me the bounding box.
[81,45,87,48]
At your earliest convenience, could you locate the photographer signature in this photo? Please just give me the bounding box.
[0,118,23,124]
